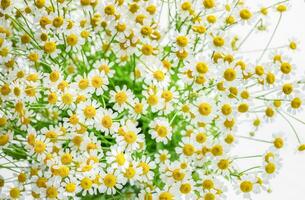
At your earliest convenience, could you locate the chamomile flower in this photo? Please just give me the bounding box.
[116,120,144,151]
[140,58,171,88]
[95,108,119,135]
[88,70,109,96]
[76,99,100,126]
[155,149,171,165]
[2,183,25,200]
[93,60,115,78]
[60,176,81,198]
[99,168,125,195]
[110,85,134,112]
[149,117,172,144]
[0,130,13,149]
[130,98,148,119]
[191,96,216,124]
[175,137,198,159]
[122,162,142,185]
[137,156,156,182]
[106,145,130,169]
[235,175,260,199]
[29,136,53,161]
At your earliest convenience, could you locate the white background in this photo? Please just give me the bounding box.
[228,0,305,199]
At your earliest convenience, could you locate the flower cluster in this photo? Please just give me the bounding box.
[0,0,304,199]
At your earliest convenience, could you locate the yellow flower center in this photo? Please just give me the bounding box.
[289,41,297,50]
[67,34,78,46]
[101,115,112,128]
[141,26,152,36]
[61,153,73,165]
[48,93,58,104]
[176,36,188,47]
[265,162,276,174]
[196,62,209,74]
[65,183,76,193]
[53,16,64,28]
[204,193,216,200]
[80,0,91,6]
[115,153,126,166]
[255,65,264,76]
[183,144,195,156]
[36,177,47,188]
[211,144,223,156]
[72,135,83,146]
[202,179,214,190]
[265,107,274,117]
[238,103,249,113]
[44,41,56,54]
[104,174,117,188]
[56,165,69,177]
[159,154,167,162]
[104,5,116,15]
[161,91,173,102]
[124,167,136,179]
[25,85,36,97]
[46,186,58,198]
[266,72,275,84]
[17,172,26,183]
[240,181,253,193]
[134,103,143,114]
[34,140,46,153]
[273,137,284,149]
[62,93,73,105]
[181,104,190,113]
[196,132,207,143]
[198,102,212,116]
[282,83,293,95]
[141,44,154,55]
[223,68,236,81]
[83,105,96,118]
[240,9,252,20]
[0,134,9,146]
[139,162,150,174]
[181,2,192,11]
[225,134,235,144]
[10,187,20,199]
[155,125,168,137]
[153,70,165,81]
[0,84,10,96]
[221,104,232,115]
[116,23,126,32]
[69,114,79,125]
[280,62,292,74]
[78,79,89,90]
[115,91,127,104]
[298,144,305,152]
[172,169,185,181]
[180,183,191,194]
[213,36,225,47]
[81,177,92,190]
[276,4,287,12]
[207,15,217,23]
[217,159,230,170]
[91,76,103,88]
[203,0,215,9]
[124,131,137,144]
[291,97,302,109]
[146,4,156,14]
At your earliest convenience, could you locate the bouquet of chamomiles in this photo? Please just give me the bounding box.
[1,0,305,199]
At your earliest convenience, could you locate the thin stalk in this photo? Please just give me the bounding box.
[258,14,282,62]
